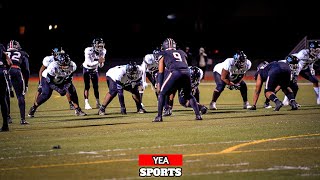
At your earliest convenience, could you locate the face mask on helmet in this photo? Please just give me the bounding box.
[286,55,299,72]
[190,67,200,84]
[7,40,21,50]
[234,51,247,69]
[126,62,138,80]
[153,49,160,62]
[162,38,177,50]
[92,38,105,54]
[55,53,71,70]
[309,41,320,58]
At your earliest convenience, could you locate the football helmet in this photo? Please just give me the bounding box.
[55,52,71,67]
[257,61,269,71]
[308,40,320,58]
[162,38,176,50]
[92,38,105,54]
[189,66,201,87]
[254,61,269,80]
[233,51,247,69]
[153,49,160,62]
[7,40,21,50]
[286,55,299,73]
[126,62,139,80]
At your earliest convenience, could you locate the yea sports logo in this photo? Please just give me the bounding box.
[139,154,183,177]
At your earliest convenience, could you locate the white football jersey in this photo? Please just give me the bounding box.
[43,61,77,84]
[42,55,55,67]
[293,49,320,72]
[82,47,107,69]
[106,65,143,87]
[213,58,251,82]
[142,54,158,73]
[141,54,158,89]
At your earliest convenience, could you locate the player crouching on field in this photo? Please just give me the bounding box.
[28,50,87,117]
[98,62,147,115]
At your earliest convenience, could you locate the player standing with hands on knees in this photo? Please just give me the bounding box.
[83,38,106,110]
[153,38,202,122]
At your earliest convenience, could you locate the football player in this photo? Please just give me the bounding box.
[288,40,320,105]
[83,38,106,109]
[33,48,75,110]
[153,38,202,122]
[98,62,146,115]
[0,43,12,132]
[140,49,160,105]
[249,61,298,111]
[209,51,252,110]
[163,66,208,116]
[264,55,300,108]
[6,40,30,124]
[28,51,87,117]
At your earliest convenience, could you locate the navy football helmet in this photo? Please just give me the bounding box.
[7,40,21,50]
[233,51,247,69]
[55,52,71,67]
[254,61,269,80]
[126,62,139,80]
[92,38,105,53]
[189,66,201,88]
[162,38,176,50]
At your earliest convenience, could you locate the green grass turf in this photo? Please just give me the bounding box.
[1,80,320,179]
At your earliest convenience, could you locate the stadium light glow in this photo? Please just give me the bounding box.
[49,25,52,30]
[54,25,58,29]
[167,14,176,20]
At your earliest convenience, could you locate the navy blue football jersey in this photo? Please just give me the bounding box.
[258,61,290,81]
[159,50,188,71]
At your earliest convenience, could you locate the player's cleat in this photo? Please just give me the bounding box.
[274,101,283,111]
[163,107,172,116]
[75,108,87,116]
[121,107,127,115]
[243,101,252,109]
[248,105,257,110]
[85,103,92,110]
[7,115,12,124]
[264,102,272,109]
[28,106,37,118]
[137,108,147,114]
[199,105,208,115]
[0,126,9,132]
[209,101,217,110]
[20,119,29,125]
[283,96,289,106]
[152,116,163,122]
[290,100,298,110]
[98,107,106,115]
[195,115,203,120]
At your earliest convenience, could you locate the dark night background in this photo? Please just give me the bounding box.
[1,0,319,75]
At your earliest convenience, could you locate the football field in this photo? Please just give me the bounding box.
[1,80,320,179]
